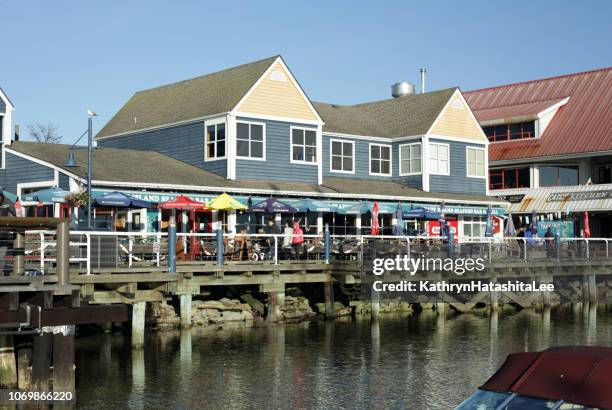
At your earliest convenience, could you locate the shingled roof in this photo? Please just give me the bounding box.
[7,141,503,205]
[314,88,456,138]
[96,56,278,138]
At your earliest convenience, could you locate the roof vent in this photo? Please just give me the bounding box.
[391,82,415,98]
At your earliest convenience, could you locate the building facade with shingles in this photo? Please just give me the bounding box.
[0,56,505,236]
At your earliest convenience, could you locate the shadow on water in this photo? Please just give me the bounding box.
[74,307,612,410]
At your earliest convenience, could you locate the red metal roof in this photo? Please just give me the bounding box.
[481,346,612,409]
[465,67,612,162]
[472,98,566,123]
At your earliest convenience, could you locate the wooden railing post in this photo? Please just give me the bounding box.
[56,220,69,286]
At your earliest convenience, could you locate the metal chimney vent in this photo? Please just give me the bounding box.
[391,82,415,98]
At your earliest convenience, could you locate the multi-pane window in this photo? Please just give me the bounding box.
[399,143,422,175]
[429,143,449,175]
[483,121,535,142]
[466,147,485,177]
[330,140,354,173]
[291,128,317,163]
[206,122,226,160]
[370,144,391,175]
[236,122,264,159]
[489,167,530,190]
[539,165,578,187]
[463,216,486,238]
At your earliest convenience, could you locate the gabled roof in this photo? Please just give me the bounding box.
[96,56,278,138]
[0,86,15,110]
[6,141,503,205]
[314,88,457,138]
[465,67,612,162]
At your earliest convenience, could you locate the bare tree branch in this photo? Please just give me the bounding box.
[27,121,63,144]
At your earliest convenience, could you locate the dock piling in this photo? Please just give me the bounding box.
[324,281,335,319]
[180,294,192,329]
[131,302,146,349]
[31,333,52,391]
[0,336,17,388]
[52,330,75,393]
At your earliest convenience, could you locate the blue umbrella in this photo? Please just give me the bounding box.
[402,207,441,220]
[250,197,298,213]
[485,205,494,237]
[292,198,337,213]
[94,191,153,208]
[1,190,18,203]
[23,187,70,203]
[392,203,404,236]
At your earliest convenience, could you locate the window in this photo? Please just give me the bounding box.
[463,216,486,238]
[483,121,535,142]
[236,122,265,160]
[291,127,317,164]
[369,144,391,176]
[596,164,612,184]
[206,122,226,160]
[429,143,449,175]
[399,143,422,175]
[489,167,530,190]
[466,147,485,178]
[330,140,354,173]
[539,165,578,187]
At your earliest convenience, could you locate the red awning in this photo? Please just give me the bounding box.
[158,195,209,210]
[481,346,612,409]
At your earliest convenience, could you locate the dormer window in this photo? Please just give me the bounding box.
[484,121,535,142]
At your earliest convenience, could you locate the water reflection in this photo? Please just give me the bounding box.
[75,308,611,410]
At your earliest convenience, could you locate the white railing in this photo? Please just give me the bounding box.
[22,230,612,275]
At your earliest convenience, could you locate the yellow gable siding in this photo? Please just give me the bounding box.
[235,61,319,121]
[430,95,487,142]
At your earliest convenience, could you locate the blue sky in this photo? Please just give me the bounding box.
[1,1,611,144]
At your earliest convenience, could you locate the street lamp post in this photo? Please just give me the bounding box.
[65,111,97,229]
[86,115,93,229]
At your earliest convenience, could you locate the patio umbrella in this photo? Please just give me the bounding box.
[371,201,380,235]
[208,193,247,211]
[158,195,208,210]
[583,211,591,238]
[292,198,337,213]
[250,197,298,213]
[95,191,153,208]
[0,190,17,203]
[530,209,538,234]
[392,203,403,236]
[402,207,441,220]
[504,213,517,236]
[23,187,70,203]
[485,205,494,237]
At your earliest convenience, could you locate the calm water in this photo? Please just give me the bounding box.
[74,306,611,410]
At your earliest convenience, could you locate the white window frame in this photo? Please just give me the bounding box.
[399,142,422,176]
[236,120,266,161]
[290,126,318,166]
[204,118,227,162]
[368,143,392,176]
[466,146,486,179]
[461,216,487,239]
[428,142,450,176]
[329,139,355,174]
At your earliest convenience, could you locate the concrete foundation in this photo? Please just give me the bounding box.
[180,294,192,329]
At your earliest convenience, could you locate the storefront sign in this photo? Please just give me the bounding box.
[428,220,459,239]
[537,220,575,238]
[496,194,525,204]
[546,190,612,202]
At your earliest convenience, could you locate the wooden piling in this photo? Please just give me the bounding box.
[0,336,17,388]
[587,274,597,304]
[16,345,32,390]
[266,291,284,322]
[131,302,146,349]
[582,275,590,304]
[180,294,192,329]
[324,282,335,319]
[490,279,499,312]
[542,276,552,308]
[371,288,380,321]
[31,333,52,391]
[52,332,75,393]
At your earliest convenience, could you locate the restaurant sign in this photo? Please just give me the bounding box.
[496,194,525,204]
[546,190,612,202]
